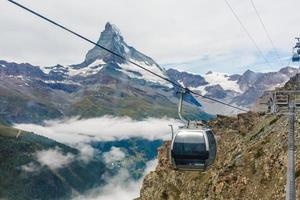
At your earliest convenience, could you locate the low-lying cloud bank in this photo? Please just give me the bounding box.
[21,146,158,200]
[14,116,182,144]
[72,159,158,200]
[15,116,173,199]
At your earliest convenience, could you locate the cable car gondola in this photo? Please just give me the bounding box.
[292,38,300,62]
[170,91,217,171]
[292,53,299,62]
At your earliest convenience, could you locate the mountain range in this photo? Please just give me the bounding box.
[138,74,300,200]
[1,22,298,120]
[0,22,207,200]
[0,22,207,125]
[167,66,300,114]
[1,21,300,200]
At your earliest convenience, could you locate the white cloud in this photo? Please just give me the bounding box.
[75,143,99,164]
[1,0,299,74]
[15,116,164,198]
[103,147,125,164]
[72,159,158,200]
[21,145,98,173]
[14,116,182,144]
[21,162,40,172]
[21,145,158,199]
[21,144,97,173]
[142,159,158,176]
[35,147,75,170]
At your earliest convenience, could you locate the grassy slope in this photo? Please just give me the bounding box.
[0,125,106,200]
[68,86,211,120]
[0,85,62,124]
[92,138,163,179]
[0,82,210,124]
[0,125,164,200]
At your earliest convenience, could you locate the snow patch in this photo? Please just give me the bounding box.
[190,85,208,95]
[178,80,185,87]
[67,60,105,76]
[110,23,122,35]
[7,75,26,81]
[42,80,81,86]
[87,59,106,68]
[40,60,105,77]
[40,66,53,74]
[119,59,172,87]
[67,66,104,76]
[124,45,131,54]
[202,72,241,93]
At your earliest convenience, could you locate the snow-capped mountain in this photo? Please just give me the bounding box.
[0,22,207,124]
[167,66,300,111]
[2,22,298,119]
[40,23,170,87]
[0,23,210,200]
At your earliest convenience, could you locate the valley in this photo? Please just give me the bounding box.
[0,17,299,200]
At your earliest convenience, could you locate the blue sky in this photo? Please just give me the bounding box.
[1,0,300,75]
[163,49,293,74]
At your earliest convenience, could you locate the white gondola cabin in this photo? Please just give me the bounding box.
[170,126,216,170]
[169,91,217,171]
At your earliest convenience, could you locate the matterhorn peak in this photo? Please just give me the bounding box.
[70,22,167,86]
[96,22,125,46]
[104,22,121,35]
[76,22,127,66]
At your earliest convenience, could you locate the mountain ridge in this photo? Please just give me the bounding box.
[167,66,300,110]
[0,22,208,124]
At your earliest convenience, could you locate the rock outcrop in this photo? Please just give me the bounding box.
[138,112,300,200]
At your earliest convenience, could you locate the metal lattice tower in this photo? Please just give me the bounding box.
[263,90,300,200]
[287,96,296,200]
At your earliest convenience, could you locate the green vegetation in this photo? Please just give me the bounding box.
[0,124,163,200]
[92,138,163,179]
[269,117,279,125]
[68,86,212,121]
[0,125,106,200]
[0,87,62,124]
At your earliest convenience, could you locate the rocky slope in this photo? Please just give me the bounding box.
[138,73,300,200]
[138,111,300,200]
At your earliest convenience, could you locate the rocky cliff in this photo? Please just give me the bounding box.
[138,111,300,199]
